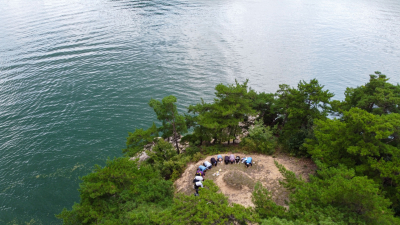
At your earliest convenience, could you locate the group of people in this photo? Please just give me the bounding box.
[193,154,253,196]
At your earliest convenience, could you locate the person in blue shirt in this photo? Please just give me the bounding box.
[217,155,223,163]
[198,165,207,172]
[245,157,252,168]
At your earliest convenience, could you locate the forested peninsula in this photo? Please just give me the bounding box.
[57,72,400,225]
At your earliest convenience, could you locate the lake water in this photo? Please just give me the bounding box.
[1,0,399,223]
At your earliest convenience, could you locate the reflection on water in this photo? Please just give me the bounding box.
[0,0,399,223]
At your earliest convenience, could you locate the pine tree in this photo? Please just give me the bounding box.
[149,95,187,154]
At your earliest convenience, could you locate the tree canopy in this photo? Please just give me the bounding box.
[58,73,400,224]
[149,95,187,153]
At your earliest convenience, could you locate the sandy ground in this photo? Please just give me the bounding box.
[174,152,317,208]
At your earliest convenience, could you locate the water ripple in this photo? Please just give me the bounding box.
[1,0,400,224]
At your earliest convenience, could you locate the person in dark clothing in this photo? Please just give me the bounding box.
[224,156,230,164]
[195,170,204,177]
[235,156,241,164]
[210,157,217,167]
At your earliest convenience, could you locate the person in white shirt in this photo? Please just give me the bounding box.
[203,161,212,170]
[194,180,203,195]
[194,176,203,182]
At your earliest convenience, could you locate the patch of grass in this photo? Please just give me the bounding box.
[222,170,255,190]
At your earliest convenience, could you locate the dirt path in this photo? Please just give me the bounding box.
[174,152,316,207]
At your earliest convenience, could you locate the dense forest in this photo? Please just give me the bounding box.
[57,72,400,224]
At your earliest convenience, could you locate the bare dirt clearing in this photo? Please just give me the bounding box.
[174,152,316,207]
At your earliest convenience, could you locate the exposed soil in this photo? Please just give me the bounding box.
[174,151,317,208]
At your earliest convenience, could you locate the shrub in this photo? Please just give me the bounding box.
[202,144,225,155]
[184,145,201,156]
[275,161,400,225]
[252,182,287,219]
[156,180,258,225]
[56,157,173,224]
[147,139,191,180]
[241,120,277,154]
[191,152,204,162]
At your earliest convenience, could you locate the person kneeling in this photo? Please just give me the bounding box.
[210,157,217,167]
[217,155,223,163]
[229,154,235,164]
[203,161,212,170]
[198,165,207,173]
[245,157,252,168]
[194,180,203,196]
[195,169,205,178]
[224,156,230,165]
[235,156,241,164]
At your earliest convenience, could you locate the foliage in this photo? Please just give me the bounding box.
[146,139,191,180]
[184,145,202,156]
[274,160,305,191]
[123,123,158,157]
[56,157,173,224]
[149,95,187,153]
[305,107,400,212]
[260,216,343,225]
[156,180,258,225]
[305,108,400,189]
[191,152,204,162]
[59,74,400,224]
[241,120,277,154]
[252,182,287,219]
[247,90,278,126]
[275,79,334,155]
[121,204,165,225]
[332,71,400,115]
[202,144,225,155]
[188,80,255,144]
[275,161,399,225]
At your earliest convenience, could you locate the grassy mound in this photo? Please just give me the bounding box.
[222,170,255,190]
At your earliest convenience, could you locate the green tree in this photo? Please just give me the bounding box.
[185,99,214,145]
[156,180,257,225]
[123,122,158,157]
[149,95,187,154]
[241,120,277,154]
[305,107,400,212]
[146,139,191,180]
[56,157,173,224]
[188,80,255,145]
[305,107,400,183]
[275,161,399,225]
[275,79,334,155]
[247,90,278,126]
[332,71,400,115]
[252,182,287,219]
[260,217,342,225]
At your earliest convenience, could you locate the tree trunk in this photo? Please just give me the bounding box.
[174,135,180,154]
[170,109,180,154]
